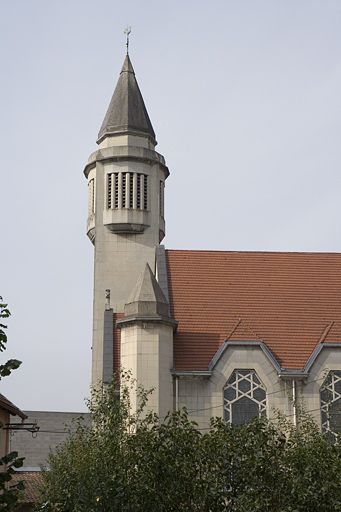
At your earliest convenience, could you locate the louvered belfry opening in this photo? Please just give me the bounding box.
[107,172,148,211]
[88,178,95,216]
[159,180,165,218]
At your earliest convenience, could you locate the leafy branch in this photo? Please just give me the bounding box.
[0,298,21,380]
[0,297,25,510]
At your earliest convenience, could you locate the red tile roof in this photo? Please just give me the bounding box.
[12,471,43,503]
[166,250,341,371]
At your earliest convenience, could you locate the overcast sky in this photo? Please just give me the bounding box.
[1,0,341,412]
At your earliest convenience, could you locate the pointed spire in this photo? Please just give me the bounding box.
[124,264,169,318]
[97,54,156,145]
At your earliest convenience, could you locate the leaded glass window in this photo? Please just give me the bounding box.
[320,370,341,443]
[224,369,267,425]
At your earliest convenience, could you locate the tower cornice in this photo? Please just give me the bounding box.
[83,145,169,178]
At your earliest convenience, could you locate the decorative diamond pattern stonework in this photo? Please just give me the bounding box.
[320,370,341,443]
[224,369,267,425]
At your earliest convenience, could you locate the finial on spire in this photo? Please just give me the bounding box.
[124,26,132,54]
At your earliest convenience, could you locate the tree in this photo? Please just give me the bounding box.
[0,298,25,510]
[41,373,341,512]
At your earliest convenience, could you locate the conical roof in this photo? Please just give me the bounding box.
[127,263,168,305]
[124,264,169,318]
[97,55,156,144]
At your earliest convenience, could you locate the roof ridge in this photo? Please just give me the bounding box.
[166,249,341,256]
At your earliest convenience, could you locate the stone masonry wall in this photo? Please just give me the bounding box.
[10,411,90,470]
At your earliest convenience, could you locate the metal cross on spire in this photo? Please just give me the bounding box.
[124,26,132,54]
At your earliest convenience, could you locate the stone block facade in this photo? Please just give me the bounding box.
[10,411,90,470]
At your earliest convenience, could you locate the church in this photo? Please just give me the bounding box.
[83,51,341,438]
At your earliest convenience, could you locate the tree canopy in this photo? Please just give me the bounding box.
[0,298,25,510]
[41,374,341,512]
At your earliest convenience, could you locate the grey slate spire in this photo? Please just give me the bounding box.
[124,263,169,318]
[97,55,156,145]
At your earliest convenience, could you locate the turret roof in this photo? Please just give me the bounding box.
[97,54,156,144]
[127,263,168,306]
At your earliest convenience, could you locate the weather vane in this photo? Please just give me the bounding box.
[124,26,132,54]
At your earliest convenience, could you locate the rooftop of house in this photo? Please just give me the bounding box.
[0,393,27,420]
[12,471,43,505]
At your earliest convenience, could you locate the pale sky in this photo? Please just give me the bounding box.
[1,0,341,411]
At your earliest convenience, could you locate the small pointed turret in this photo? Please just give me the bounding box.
[124,263,169,318]
[118,262,175,417]
[97,55,156,145]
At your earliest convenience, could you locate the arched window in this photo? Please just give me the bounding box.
[320,370,341,443]
[223,369,266,425]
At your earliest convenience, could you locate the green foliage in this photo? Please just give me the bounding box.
[0,451,25,510]
[0,298,24,510]
[41,374,341,512]
[0,298,21,380]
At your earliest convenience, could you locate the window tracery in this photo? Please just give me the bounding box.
[223,369,266,425]
[320,370,341,443]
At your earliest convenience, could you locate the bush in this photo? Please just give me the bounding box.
[41,375,341,512]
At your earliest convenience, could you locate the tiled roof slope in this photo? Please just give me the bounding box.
[166,250,341,371]
[12,471,43,503]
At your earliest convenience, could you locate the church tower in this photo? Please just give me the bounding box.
[84,54,170,387]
